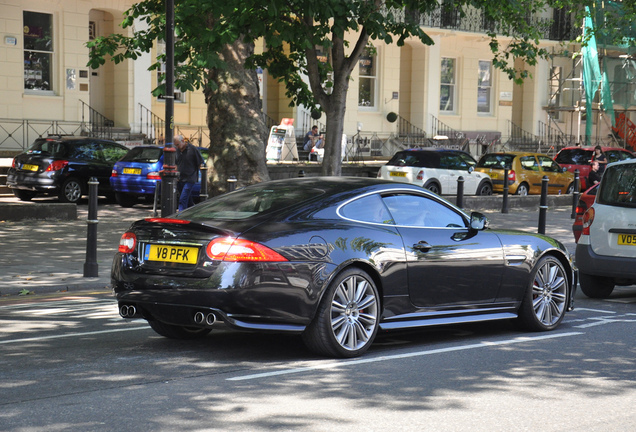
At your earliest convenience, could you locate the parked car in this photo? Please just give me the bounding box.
[6,136,129,203]
[572,184,599,243]
[112,177,576,358]
[377,149,493,195]
[576,158,636,298]
[110,145,208,207]
[554,146,634,190]
[475,152,574,195]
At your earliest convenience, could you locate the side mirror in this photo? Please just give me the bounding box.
[470,212,489,231]
[468,165,475,173]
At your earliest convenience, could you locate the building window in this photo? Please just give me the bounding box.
[156,40,186,103]
[358,47,377,108]
[24,11,54,92]
[440,58,456,112]
[478,60,492,114]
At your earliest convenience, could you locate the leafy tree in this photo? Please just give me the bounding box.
[89,0,593,183]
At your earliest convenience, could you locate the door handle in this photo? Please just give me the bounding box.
[413,241,432,252]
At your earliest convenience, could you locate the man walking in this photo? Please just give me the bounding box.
[175,135,204,211]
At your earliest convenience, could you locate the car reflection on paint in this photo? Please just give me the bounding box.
[112,177,576,358]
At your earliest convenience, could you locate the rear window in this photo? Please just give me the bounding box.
[386,151,440,168]
[122,147,163,163]
[26,139,68,157]
[555,149,591,165]
[477,154,515,169]
[597,164,636,208]
[180,183,325,220]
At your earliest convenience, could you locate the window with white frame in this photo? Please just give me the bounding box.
[440,58,456,112]
[358,47,377,108]
[478,60,492,114]
[156,39,186,103]
[24,11,54,92]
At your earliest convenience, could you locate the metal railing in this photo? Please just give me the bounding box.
[139,104,165,145]
[506,121,541,152]
[80,100,113,140]
[397,116,428,147]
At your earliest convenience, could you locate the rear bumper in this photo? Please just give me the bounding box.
[575,243,636,279]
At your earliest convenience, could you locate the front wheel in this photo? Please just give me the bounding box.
[477,181,493,196]
[579,272,615,298]
[302,268,380,358]
[148,320,211,340]
[517,256,568,331]
[13,189,36,201]
[566,183,574,194]
[116,192,137,208]
[58,178,83,203]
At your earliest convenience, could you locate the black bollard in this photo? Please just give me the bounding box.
[538,175,548,234]
[456,176,464,208]
[502,168,509,214]
[83,177,99,277]
[227,175,237,193]
[571,169,580,219]
[200,165,208,201]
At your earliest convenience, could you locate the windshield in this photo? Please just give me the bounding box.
[597,164,636,207]
[477,154,515,169]
[180,183,325,220]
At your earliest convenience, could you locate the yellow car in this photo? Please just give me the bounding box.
[475,152,575,195]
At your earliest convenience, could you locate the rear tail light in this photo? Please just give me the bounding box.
[416,170,424,181]
[508,169,516,182]
[118,232,137,254]
[581,207,595,236]
[144,218,190,224]
[575,202,587,216]
[111,169,118,177]
[147,171,161,180]
[46,160,69,172]
[12,158,17,168]
[206,237,288,262]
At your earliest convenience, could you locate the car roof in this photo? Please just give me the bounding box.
[400,148,467,153]
[607,157,636,168]
[482,151,550,157]
[559,146,633,152]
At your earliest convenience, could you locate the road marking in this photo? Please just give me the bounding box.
[227,331,585,382]
[0,326,148,345]
[575,307,616,314]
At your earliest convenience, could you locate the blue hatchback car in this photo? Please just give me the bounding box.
[110,145,208,207]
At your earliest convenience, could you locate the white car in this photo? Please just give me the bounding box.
[377,149,493,195]
[576,158,636,298]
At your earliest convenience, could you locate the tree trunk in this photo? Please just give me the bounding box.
[204,38,270,196]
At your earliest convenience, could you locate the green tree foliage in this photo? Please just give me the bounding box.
[87,0,599,179]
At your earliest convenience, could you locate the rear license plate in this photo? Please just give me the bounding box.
[617,234,636,246]
[489,172,499,179]
[22,164,38,172]
[145,244,199,264]
[390,172,406,177]
[123,167,142,175]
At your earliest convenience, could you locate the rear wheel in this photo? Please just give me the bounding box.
[566,183,574,194]
[518,256,568,331]
[515,182,529,196]
[579,272,615,298]
[477,181,493,196]
[116,192,137,208]
[58,178,83,203]
[148,320,211,339]
[13,189,36,201]
[302,268,380,358]
[423,181,441,195]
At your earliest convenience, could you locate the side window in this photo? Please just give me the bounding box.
[440,58,457,113]
[520,156,539,171]
[341,194,394,225]
[101,143,128,163]
[382,194,466,228]
[70,143,100,161]
[538,155,559,172]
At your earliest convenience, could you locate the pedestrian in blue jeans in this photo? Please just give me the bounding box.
[175,135,204,212]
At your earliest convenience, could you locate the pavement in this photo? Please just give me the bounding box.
[0,195,579,299]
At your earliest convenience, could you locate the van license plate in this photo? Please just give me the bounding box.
[617,234,636,246]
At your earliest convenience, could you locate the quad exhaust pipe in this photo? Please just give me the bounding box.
[119,304,137,318]
[193,311,216,326]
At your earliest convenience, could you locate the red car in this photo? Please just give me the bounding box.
[572,183,599,243]
[554,146,634,190]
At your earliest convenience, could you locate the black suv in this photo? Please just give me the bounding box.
[7,136,129,203]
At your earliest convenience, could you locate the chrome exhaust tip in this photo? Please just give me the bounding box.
[193,311,205,325]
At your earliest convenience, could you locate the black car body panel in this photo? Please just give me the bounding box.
[111,177,577,355]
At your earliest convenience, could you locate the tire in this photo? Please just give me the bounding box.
[566,183,574,194]
[13,189,36,201]
[515,183,529,196]
[423,181,441,195]
[116,192,137,208]
[148,320,211,340]
[579,272,615,298]
[477,181,493,196]
[517,256,568,331]
[302,268,380,358]
[58,178,83,203]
